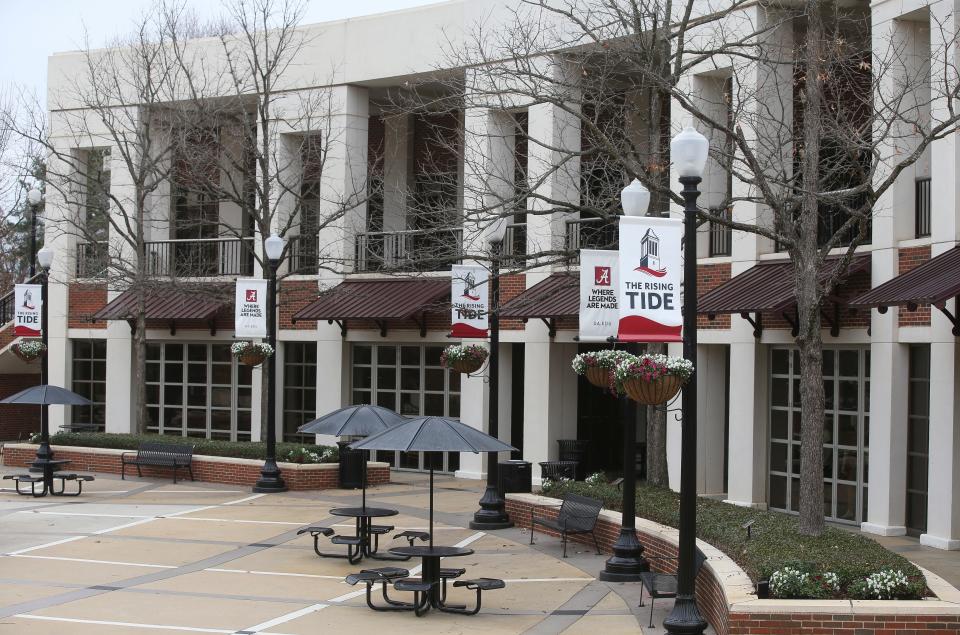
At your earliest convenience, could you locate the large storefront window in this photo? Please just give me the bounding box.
[352,343,460,472]
[769,348,870,524]
[906,345,930,536]
[71,339,107,431]
[146,343,252,440]
[283,342,317,442]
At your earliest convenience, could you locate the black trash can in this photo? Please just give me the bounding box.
[498,460,532,497]
[557,439,590,479]
[337,442,365,489]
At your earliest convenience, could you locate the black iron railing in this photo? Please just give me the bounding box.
[144,237,254,277]
[354,227,463,272]
[916,177,931,238]
[76,242,109,278]
[708,207,732,257]
[288,234,319,274]
[565,216,618,263]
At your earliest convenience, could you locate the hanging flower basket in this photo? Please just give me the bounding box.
[571,349,634,394]
[441,344,488,374]
[231,341,274,367]
[12,339,46,363]
[614,353,694,405]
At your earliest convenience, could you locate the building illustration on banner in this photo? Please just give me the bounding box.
[461,270,480,301]
[637,228,665,276]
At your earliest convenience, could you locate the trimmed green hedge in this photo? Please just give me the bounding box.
[35,432,339,464]
[541,479,926,600]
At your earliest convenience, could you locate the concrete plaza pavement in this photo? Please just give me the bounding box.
[0,469,699,634]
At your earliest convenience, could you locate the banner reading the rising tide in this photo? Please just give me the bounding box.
[450,264,489,338]
[617,216,683,342]
[235,279,268,338]
[579,249,619,342]
[14,284,42,337]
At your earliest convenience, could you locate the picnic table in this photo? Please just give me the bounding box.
[4,458,95,497]
[388,544,475,610]
[330,506,401,561]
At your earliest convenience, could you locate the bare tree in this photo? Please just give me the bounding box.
[400,0,960,535]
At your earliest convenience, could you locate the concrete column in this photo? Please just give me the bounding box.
[724,341,769,507]
[922,338,960,549]
[696,344,727,495]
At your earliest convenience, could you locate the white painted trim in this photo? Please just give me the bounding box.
[860,521,908,537]
[920,533,960,550]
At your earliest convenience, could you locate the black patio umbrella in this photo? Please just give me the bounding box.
[298,404,405,508]
[0,385,92,406]
[350,416,516,547]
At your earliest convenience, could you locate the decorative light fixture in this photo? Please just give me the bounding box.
[37,246,54,271]
[671,126,710,179]
[27,188,43,206]
[621,179,651,217]
[264,233,284,262]
[486,216,509,245]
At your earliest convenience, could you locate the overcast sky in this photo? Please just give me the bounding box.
[0,0,440,106]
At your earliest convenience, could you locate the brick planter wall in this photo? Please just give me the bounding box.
[2,443,390,491]
[506,493,960,635]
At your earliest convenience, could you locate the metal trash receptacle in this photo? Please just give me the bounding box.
[498,460,532,497]
[337,442,365,489]
[557,439,590,479]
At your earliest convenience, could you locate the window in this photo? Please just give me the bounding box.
[769,347,869,523]
[283,342,317,442]
[71,339,107,431]
[145,342,252,440]
[906,344,930,536]
[352,343,460,472]
[77,149,111,278]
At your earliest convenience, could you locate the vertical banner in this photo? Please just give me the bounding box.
[450,264,489,338]
[14,284,42,337]
[235,279,268,338]
[579,249,619,341]
[617,216,683,342]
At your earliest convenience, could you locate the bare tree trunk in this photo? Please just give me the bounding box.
[133,303,148,435]
[645,403,669,486]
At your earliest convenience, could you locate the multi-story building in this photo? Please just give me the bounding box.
[1,0,956,550]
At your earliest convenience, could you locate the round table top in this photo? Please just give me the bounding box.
[329,506,398,518]
[388,545,474,558]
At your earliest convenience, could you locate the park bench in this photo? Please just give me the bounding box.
[529,493,603,558]
[121,442,194,483]
[638,548,708,627]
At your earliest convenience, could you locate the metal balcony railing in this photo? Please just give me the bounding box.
[76,242,109,278]
[288,234,319,274]
[354,227,463,272]
[565,216,618,263]
[916,177,931,238]
[708,207,732,257]
[144,237,255,277]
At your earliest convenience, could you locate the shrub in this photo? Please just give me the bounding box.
[768,564,840,599]
[285,446,335,464]
[848,569,924,600]
[40,431,338,463]
[539,479,926,600]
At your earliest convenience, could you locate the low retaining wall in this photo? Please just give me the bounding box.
[506,493,960,635]
[1,443,390,491]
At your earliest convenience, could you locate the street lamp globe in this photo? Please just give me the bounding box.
[264,233,284,262]
[37,246,54,271]
[486,216,508,246]
[621,179,651,217]
[671,126,710,179]
[27,188,43,206]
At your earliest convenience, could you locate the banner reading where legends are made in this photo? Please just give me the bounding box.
[617,216,683,342]
[450,264,489,338]
[14,284,42,337]
[579,249,619,342]
[235,279,268,338]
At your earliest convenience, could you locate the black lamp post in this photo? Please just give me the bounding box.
[27,188,42,279]
[599,178,653,581]
[663,126,709,635]
[470,223,513,530]
[253,233,288,493]
[33,246,55,466]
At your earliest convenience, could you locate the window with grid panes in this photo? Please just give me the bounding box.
[283,342,317,442]
[351,343,460,472]
[145,342,252,440]
[768,347,869,524]
[71,339,107,431]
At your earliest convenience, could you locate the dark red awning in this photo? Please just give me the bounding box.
[499,274,578,319]
[92,287,228,322]
[291,278,450,322]
[850,247,960,309]
[697,255,871,315]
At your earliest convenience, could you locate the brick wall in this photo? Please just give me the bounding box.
[698,263,732,329]
[499,273,526,330]
[0,374,43,440]
[760,265,872,333]
[726,613,960,634]
[68,283,108,329]
[899,245,932,327]
[279,279,319,330]
[2,444,390,491]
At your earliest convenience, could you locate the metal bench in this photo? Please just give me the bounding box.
[121,442,194,483]
[449,578,506,615]
[529,493,603,557]
[639,548,708,627]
